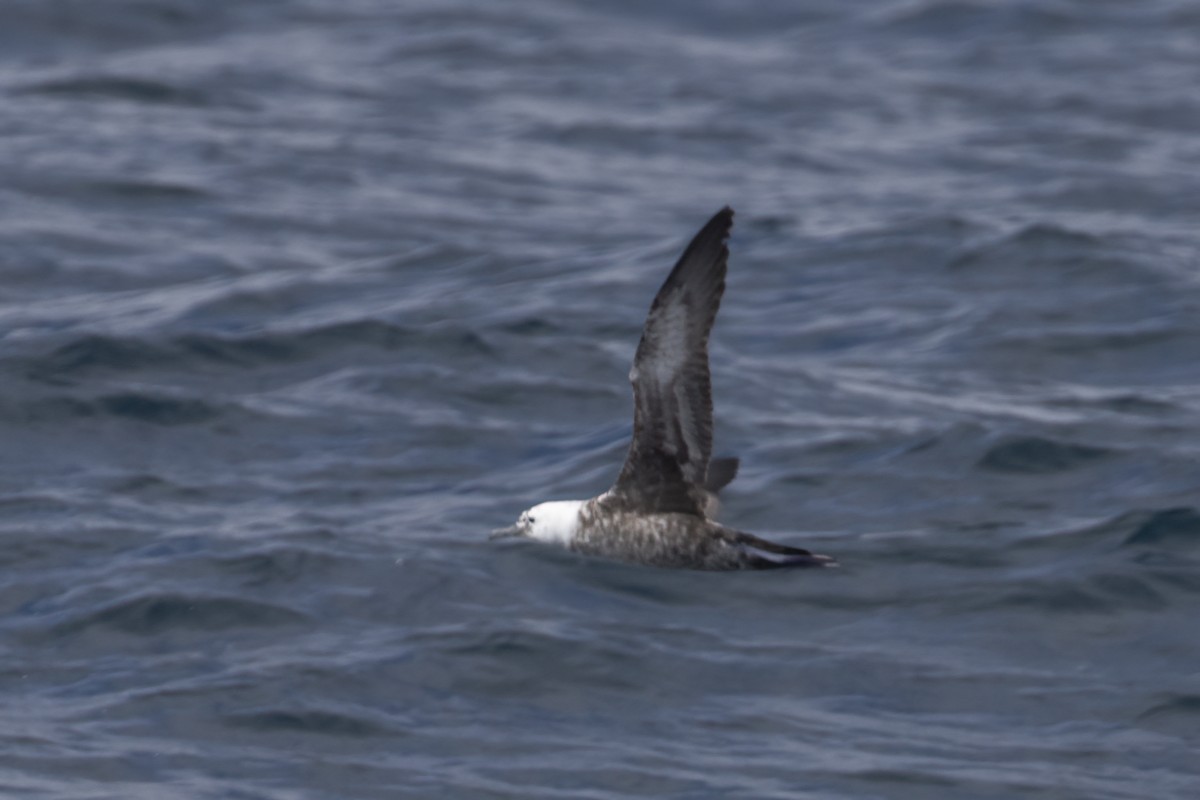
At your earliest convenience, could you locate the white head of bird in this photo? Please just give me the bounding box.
[491,500,583,545]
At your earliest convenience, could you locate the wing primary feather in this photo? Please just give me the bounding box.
[610,207,734,515]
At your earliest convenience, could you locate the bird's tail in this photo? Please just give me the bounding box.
[747,548,836,569]
[733,531,837,570]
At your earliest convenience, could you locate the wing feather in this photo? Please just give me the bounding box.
[609,207,733,515]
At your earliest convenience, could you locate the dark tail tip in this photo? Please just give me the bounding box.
[758,551,837,569]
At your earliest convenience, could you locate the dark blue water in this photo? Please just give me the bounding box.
[3,1,1199,797]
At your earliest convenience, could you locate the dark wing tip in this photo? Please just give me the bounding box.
[654,206,734,304]
[677,206,734,264]
[704,457,740,494]
[698,206,734,250]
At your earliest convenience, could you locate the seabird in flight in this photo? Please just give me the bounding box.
[493,207,834,570]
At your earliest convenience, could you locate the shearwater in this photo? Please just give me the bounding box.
[492,207,834,570]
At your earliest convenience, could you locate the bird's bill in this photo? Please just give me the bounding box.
[489,525,524,540]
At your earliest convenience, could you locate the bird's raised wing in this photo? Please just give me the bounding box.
[608,207,733,515]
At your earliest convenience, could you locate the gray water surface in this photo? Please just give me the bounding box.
[2,1,1199,798]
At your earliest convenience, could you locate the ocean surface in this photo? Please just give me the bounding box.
[2,1,1199,798]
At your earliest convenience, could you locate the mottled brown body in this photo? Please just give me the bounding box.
[573,495,828,570]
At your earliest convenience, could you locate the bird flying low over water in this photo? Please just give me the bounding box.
[493,207,835,570]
